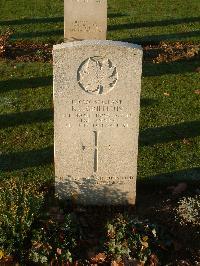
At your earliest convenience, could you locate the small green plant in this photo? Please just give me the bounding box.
[29,210,79,265]
[0,177,44,261]
[175,195,200,226]
[105,214,172,264]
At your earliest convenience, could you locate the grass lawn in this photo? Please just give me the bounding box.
[139,60,200,184]
[0,61,54,183]
[0,0,199,43]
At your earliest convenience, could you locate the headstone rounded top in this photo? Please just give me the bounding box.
[53,40,142,52]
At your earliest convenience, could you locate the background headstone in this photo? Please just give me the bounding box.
[64,0,107,41]
[53,40,143,205]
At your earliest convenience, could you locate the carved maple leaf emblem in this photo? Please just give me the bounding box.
[77,56,118,95]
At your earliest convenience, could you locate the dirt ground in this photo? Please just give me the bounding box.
[0,32,199,63]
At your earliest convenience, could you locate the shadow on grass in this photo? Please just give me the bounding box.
[140,98,158,106]
[0,146,53,172]
[108,12,127,18]
[13,29,200,42]
[0,76,52,93]
[143,60,199,76]
[0,60,197,96]
[108,17,200,31]
[0,99,155,129]
[0,108,52,129]
[0,13,125,26]
[12,30,63,39]
[140,120,200,146]
[120,30,200,44]
[0,16,63,26]
[138,167,200,188]
[0,98,156,127]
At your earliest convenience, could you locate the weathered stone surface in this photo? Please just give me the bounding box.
[64,0,107,41]
[53,40,143,205]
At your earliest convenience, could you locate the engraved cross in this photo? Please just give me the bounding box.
[93,131,100,173]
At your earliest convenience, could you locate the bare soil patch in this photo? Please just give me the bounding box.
[0,33,199,63]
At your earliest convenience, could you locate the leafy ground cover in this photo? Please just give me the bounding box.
[0,179,199,265]
[0,0,200,264]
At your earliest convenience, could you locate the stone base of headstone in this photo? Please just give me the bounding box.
[53,40,143,205]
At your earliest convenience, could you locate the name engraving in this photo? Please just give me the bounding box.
[66,99,132,128]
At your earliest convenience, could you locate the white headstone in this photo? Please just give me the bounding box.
[53,40,143,205]
[64,0,107,41]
